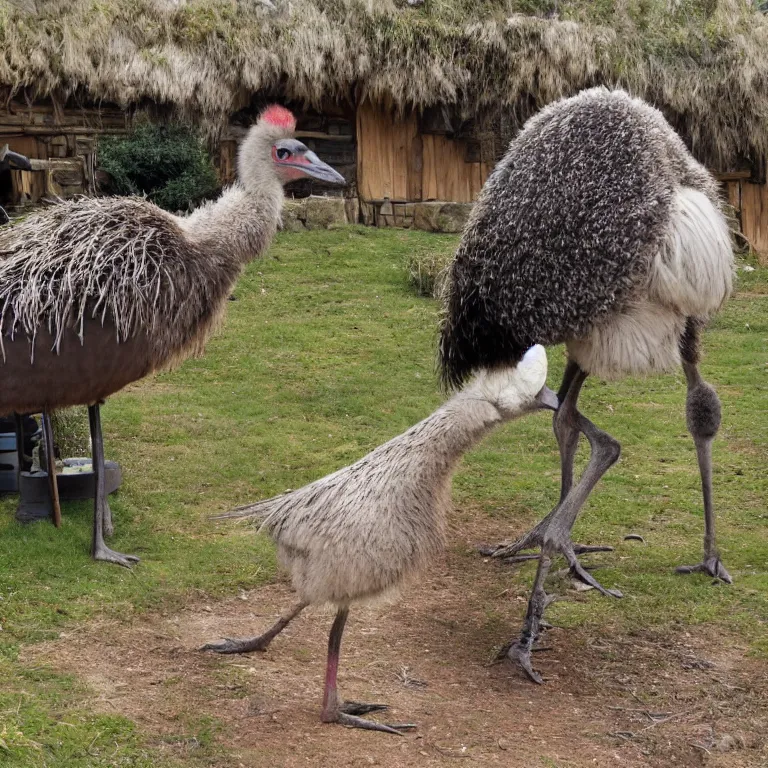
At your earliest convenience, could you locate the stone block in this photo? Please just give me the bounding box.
[282,198,307,232]
[344,197,359,225]
[304,195,347,229]
[413,201,473,233]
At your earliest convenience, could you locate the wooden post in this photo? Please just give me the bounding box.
[42,410,62,528]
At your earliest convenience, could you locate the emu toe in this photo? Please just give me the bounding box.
[502,641,545,685]
[676,557,733,585]
[200,636,272,654]
[322,702,416,735]
[92,543,139,568]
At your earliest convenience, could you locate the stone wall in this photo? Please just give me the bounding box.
[360,199,473,233]
[282,196,474,234]
[282,195,354,231]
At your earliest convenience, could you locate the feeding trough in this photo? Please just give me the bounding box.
[15,458,122,524]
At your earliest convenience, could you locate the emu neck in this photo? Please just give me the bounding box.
[412,393,503,480]
[179,180,284,267]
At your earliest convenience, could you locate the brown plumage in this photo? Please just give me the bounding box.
[0,104,344,565]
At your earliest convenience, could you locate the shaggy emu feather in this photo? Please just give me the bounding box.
[439,87,734,683]
[203,346,555,734]
[0,105,344,566]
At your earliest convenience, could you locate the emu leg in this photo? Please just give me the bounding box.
[502,412,622,682]
[89,404,139,567]
[320,608,415,735]
[675,359,731,583]
[501,553,556,684]
[42,410,62,528]
[201,601,308,654]
[482,363,614,577]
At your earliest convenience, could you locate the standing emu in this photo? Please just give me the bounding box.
[203,346,557,734]
[439,88,733,682]
[0,105,344,566]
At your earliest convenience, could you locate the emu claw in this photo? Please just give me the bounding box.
[200,636,271,654]
[504,642,544,685]
[324,703,416,735]
[341,701,389,716]
[92,544,140,568]
[479,541,613,562]
[676,557,733,584]
[563,546,623,598]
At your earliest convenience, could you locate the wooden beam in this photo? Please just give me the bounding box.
[295,131,354,142]
[714,170,752,181]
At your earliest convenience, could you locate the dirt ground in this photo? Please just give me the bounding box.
[24,518,768,768]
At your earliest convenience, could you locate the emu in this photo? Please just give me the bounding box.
[0,105,344,566]
[439,88,733,682]
[203,346,557,734]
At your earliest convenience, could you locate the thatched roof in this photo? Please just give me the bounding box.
[1,0,767,171]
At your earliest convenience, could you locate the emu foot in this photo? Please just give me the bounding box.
[200,635,273,654]
[92,542,140,568]
[676,556,732,585]
[500,640,546,685]
[322,701,416,735]
[479,528,621,598]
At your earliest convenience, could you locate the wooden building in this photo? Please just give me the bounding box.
[0,95,130,208]
[1,1,767,260]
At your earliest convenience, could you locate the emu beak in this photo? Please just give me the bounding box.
[299,151,346,185]
[535,386,559,411]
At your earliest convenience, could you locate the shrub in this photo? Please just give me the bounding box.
[406,249,453,298]
[98,122,220,212]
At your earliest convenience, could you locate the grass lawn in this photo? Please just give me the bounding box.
[0,226,766,766]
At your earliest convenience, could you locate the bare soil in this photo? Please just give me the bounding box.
[23,517,768,768]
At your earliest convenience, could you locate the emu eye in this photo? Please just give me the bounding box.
[276,148,291,160]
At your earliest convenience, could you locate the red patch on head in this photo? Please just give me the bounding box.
[259,105,296,131]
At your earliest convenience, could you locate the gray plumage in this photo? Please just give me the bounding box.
[437,88,735,684]
[219,347,549,607]
[440,87,732,386]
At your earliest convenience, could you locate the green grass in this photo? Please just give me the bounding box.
[1,226,767,765]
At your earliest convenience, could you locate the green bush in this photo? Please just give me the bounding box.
[406,249,453,298]
[97,122,220,212]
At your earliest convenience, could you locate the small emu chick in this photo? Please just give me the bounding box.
[203,345,556,734]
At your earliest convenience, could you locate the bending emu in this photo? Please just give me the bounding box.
[203,346,557,734]
[0,105,344,566]
[439,88,733,682]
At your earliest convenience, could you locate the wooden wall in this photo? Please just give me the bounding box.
[357,102,490,203]
[723,173,768,265]
[0,97,130,208]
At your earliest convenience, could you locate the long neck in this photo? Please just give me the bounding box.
[178,178,284,266]
[404,392,504,482]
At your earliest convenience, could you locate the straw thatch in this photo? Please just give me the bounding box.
[0,1,766,170]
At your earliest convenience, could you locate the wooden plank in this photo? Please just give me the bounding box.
[407,132,423,202]
[714,170,752,182]
[357,102,417,202]
[295,131,354,142]
[421,135,438,200]
[741,182,768,265]
[725,181,741,211]
[391,114,409,201]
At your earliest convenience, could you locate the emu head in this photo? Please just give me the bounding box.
[471,345,558,417]
[238,105,345,191]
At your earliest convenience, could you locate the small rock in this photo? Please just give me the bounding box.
[716,734,737,752]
